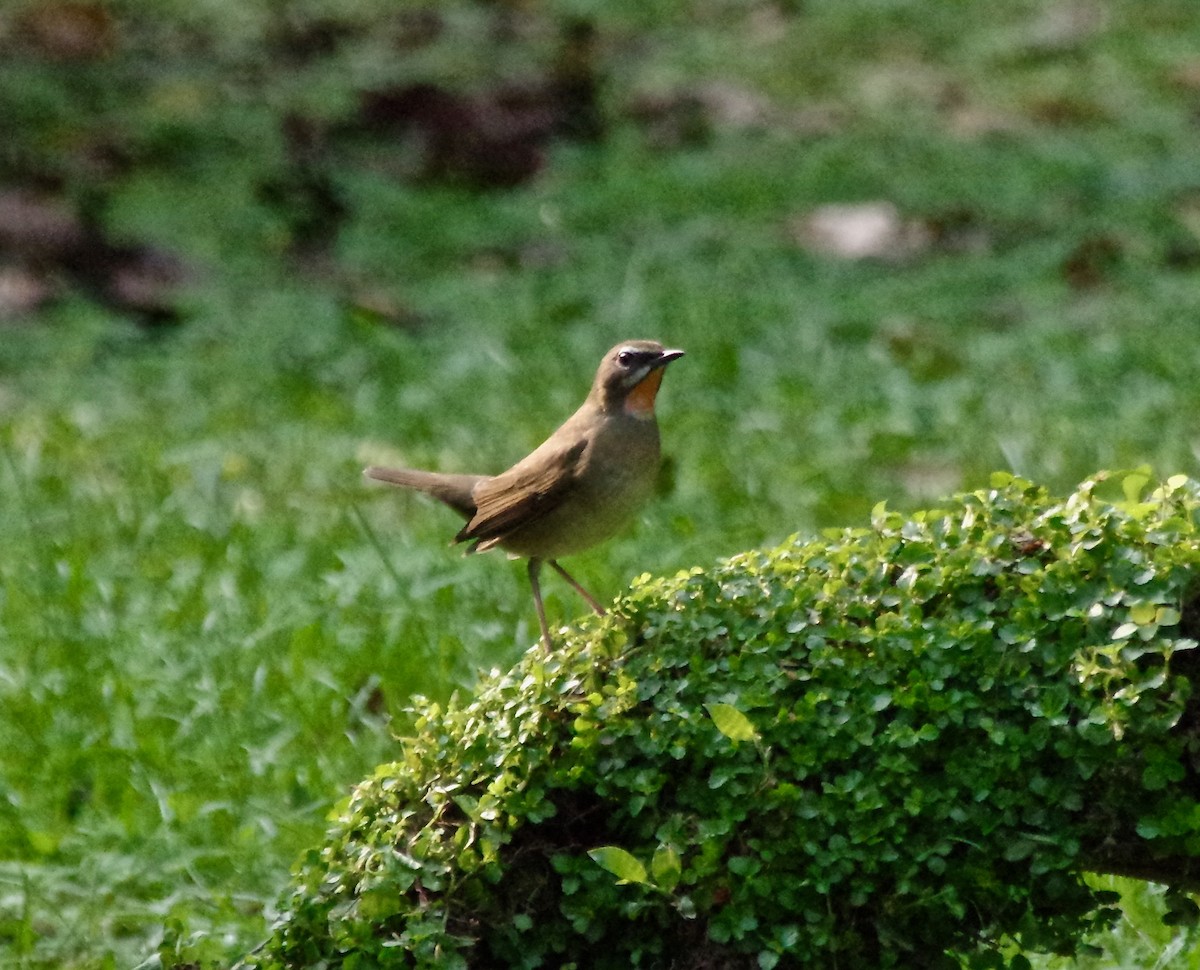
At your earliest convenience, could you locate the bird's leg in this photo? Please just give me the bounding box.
[528,558,554,651]
[548,560,607,617]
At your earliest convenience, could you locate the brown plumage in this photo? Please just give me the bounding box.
[365,339,684,650]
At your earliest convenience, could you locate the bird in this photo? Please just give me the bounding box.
[364,339,684,650]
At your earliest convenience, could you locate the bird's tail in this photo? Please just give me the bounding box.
[363,466,483,519]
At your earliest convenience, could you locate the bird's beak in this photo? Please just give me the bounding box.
[652,348,685,369]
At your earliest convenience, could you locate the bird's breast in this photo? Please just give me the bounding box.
[499,415,660,560]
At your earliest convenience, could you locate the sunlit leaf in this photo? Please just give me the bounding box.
[651,843,681,892]
[1129,603,1158,625]
[1122,471,1150,505]
[588,846,648,885]
[705,703,759,742]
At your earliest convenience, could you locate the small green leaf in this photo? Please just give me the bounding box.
[651,843,681,892]
[1122,471,1150,505]
[1002,839,1035,862]
[588,846,648,885]
[1129,602,1158,625]
[706,703,759,742]
[1157,606,1181,627]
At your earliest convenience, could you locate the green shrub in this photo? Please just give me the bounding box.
[250,472,1200,969]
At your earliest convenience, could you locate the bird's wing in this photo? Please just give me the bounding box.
[455,436,588,550]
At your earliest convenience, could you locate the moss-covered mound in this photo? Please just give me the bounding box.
[255,473,1200,969]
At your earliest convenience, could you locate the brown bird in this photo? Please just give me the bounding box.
[365,340,684,650]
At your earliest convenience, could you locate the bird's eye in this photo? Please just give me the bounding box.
[616,350,635,366]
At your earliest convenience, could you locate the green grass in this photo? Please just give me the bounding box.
[2,0,1200,965]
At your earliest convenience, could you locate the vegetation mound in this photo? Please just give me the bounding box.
[256,473,1200,969]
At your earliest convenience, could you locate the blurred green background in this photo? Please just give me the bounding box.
[2,0,1200,965]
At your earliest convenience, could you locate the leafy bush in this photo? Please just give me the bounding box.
[250,472,1200,969]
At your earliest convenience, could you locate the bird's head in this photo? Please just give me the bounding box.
[591,340,685,417]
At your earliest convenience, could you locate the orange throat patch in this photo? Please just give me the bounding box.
[624,368,664,418]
